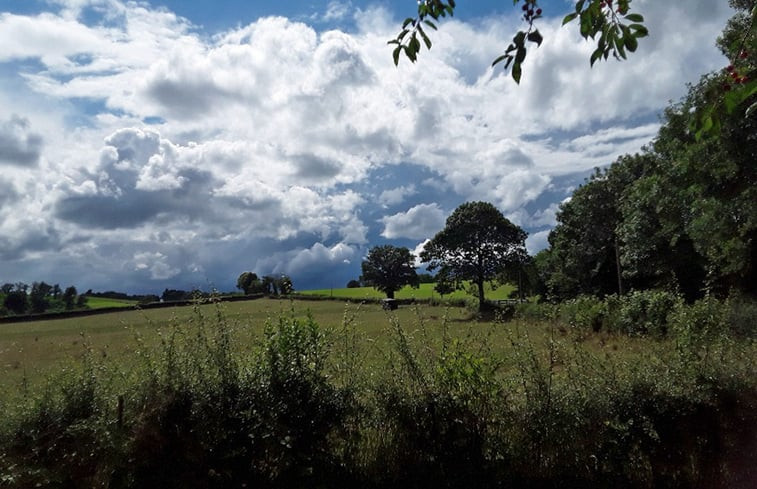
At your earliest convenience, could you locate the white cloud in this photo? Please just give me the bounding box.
[380,203,446,240]
[378,184,416,207]
[0,115,43,167]
[132,251,180,280]
[412,239,431,267]
[323,1,352,22]
[0,0,735,291]
[526,230,550,255]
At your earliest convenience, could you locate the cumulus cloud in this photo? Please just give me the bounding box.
[0,0,735,291]
[132,251,180,280]
[0,115,43,166]
[381,203,446,240]
[378,184,416,207]
[526,229,550,255]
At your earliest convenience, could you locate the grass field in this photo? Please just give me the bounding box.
[299,282,515,300]
[0,297,659,395]
[83,296,139,309]
[1,296,755,488]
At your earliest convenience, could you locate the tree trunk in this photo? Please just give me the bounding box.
[387,289,395,299]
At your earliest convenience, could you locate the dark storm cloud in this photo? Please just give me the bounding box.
[0,178,19,207]
[55,192,163,229]
[56,167,219,229]
[0,115,43,167]
[0,225,60,260]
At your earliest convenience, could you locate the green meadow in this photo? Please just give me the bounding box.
[299,282,515,300]
[2,296,632,392]
[0,295,755,488]
[82,296,139,309]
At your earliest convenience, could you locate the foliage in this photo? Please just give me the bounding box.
[540,12,756,300]
[1,281,87,317]
[610,289,682,337]
[236,271,260,295]
[421,202,526,312]
[693,1,757,139]
[3,289,28,315]
[360,245,419,299]
[391,0,648,83]
[0,301,756,487]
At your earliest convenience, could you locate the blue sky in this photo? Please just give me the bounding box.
[0,0,733,294]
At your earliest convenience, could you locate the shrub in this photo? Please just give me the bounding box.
[724,293,757,338]
[559,295,607,332]
[610,289,682,337]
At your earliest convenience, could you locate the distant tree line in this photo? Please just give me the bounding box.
[236,272,294,296]
[86,290,160,303]
[1,282,86,316]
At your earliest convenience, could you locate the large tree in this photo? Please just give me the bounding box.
[361,245,419,299]
[420,201,527,311]
[236,271,261,295]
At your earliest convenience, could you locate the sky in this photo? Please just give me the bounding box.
[0,0,734,294]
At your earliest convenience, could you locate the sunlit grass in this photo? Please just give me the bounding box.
[299,282,515,300]
[82,296,139,309]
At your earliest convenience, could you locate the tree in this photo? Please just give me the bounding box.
[236,271,261,295]
[63,286,78,310]
[3,289,28,315]
[29,281,52,313]
[346,279,361,288]
[276,275,294,295]
[360,245,420,299]
[261,275,276,295]
[420,201,527,312]
[391,0,649,83]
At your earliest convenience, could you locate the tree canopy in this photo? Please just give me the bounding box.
[360,245,419,299]
[421,201,527,311]
[537,22,756,301]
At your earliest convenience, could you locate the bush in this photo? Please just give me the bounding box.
[610,289,682,337]
[559,295,607,332]
[513,300,556,322]
[1,303,756,488]
[724,294,757,338]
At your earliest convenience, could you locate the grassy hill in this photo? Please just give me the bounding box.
[83,296,139,309]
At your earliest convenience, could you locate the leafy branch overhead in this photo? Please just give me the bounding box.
[390,0,648,83]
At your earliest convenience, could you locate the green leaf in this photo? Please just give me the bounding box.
[624,34,638,52]
[629,24,648,37]
[402,17,415,28]
[562,12,578,25]
[418,24,432,50]
[392,46,401,66]
[423,20,438,30]
[515,46,527,64]
[491,54,508,67]
[590,48,602,67]
[512,62,522,84]
[527,30,543,47]
[624,13,644,22]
